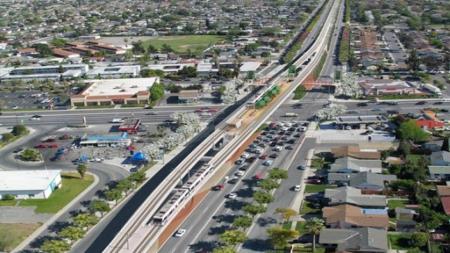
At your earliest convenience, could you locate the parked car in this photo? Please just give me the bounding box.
[294,185,301,192]
[227,193,238,199]
[297,165,305,170]
[213,184,224,191]
[235,171,245,177]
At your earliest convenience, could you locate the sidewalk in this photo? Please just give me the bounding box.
[13,172,100,253]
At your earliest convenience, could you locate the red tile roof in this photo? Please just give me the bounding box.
[415,119,445,129]
[441,196,450,215]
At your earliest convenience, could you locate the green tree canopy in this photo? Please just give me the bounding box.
[397,120,429,143]
[12,124,28,136]
[40,239,70,253]
[219,230,247,246]
[267,226,299,250]
[275,208,298,222]
[232,215,252,230]
[77,163,88,179]
[50,38,67,47]
[410,232,429,248]
[253,191,274,204]
[212,246,236,253]
[72,213,98,228]
[58,225,85,241]
[20,148,41,161]
[89,200,110,216]
[258,178,279,191]
[150,82,165,102]
[268,168,288,180]
[105,189,122,203]
[243,203,267,216]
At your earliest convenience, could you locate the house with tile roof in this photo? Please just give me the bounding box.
[323,204,389,229]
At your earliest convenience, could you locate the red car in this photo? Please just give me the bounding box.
[255,172,264,180]
[259,154,267,160]
[207,108,218,113]
[213,184,224,191]
[34,144,47,149]
[47,143,58,148]
[43,138,56,142]
[195,109,204,113]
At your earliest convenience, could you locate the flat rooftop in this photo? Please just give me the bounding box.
[82,77,158,97]
[87,65,140,75]
[0,170,60,191]
[336,115,388,124]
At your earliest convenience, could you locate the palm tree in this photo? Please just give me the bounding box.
[77,163,88,179]
[305,218,324,252]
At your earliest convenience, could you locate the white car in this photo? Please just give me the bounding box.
[263,160,273,166]
[174,229,186,237]
[235,171,245,177]
[110,118,124,123]
[294,185,301,192]
[227,193,238,199]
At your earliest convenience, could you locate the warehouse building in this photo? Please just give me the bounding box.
[70,77,159,107]
[0,170,62,199]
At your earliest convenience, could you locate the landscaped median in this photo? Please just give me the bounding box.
[0,124,30,149]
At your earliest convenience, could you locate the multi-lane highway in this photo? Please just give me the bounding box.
[0,105,224,126]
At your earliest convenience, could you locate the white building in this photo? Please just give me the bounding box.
[86,65,141,79]
[0,170,62,199]
[71,77,159,106]
[0,64,89,81]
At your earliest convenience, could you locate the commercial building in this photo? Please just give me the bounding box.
[359,79,417,96]
[335,115,388,129]
[0,170,62,199]
[70,77,158,107]
[52,48,81,59]
[86,65,141,79]
[177,90,201,103]
[79,132,131,147]
[147,63,195,73]
[0,64,89,81]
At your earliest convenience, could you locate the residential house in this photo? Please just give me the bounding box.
[330,157,382,174]
[324,186,387,208]
[331,145,381,160]
[428,151,450,180]
[319,227,388,253]
[395,207,417,232]
[322,204,389,229]
[437,185,450,215]
[328,172,397,193]
[415,119,445,131]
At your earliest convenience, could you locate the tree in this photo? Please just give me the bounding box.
[245,71,255,80]
[177,66,197,78]
[268,168,288,180]
[73,213,98,228]
[40,239,70,253]
[1,194,15,201]
[104,189,122,204]
[275,208,297,223]
[116,179,133,194]
[232,216,252,230]
[267,226,299,250]
[32,43,52,57]
[132,40,146,54]
[50,38,67,47]
[259,178,279,191]
[20,148,41,161]
[243,203,266,216]
[58,225,85,241]
[161,43,174,53]
[305,218,324,252]
[407,49,420,72]
[397,120,429,143]
[150,82,165,102]
[219,230,247,246]
[89,200,110,216]
[12,124,27,136]
[213,246,236,253]
[128,171,146,184]
[77,164,88,179]
[1,132,14,142]
[253,191,274,204]
[410,232,429,248]
[398,140,411,157]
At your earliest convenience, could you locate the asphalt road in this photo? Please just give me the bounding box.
[160,128,310,253]
[0,105,224,127]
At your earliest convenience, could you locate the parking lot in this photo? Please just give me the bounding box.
[0,91,65,110]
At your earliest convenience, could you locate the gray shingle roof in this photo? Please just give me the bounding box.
[324,186,386,207]
[330,157,382,173]
[319,227,388,252]
[428,166,450,175]
[349,172,397,189]
[430,151,450,166]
